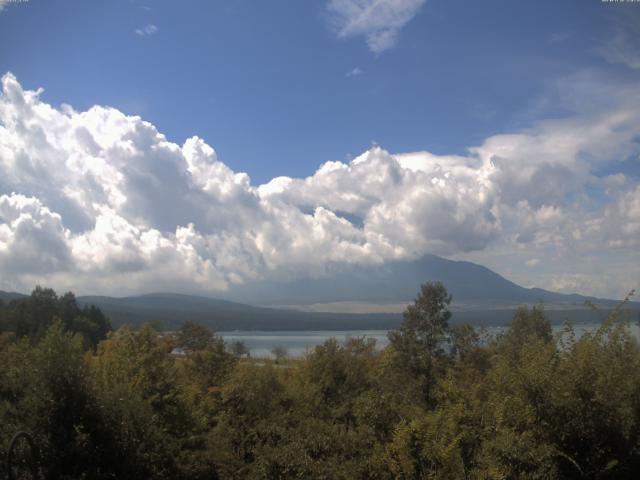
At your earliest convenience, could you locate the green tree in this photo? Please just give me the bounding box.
[229,340,250,358]
[177,321,237,391]
[91,323,214,479]
[0,322,110,479]
[176,320,215,352]
[449,323,479,361]
[0,287,110,348]
[388,281,452,403]
[211,363,289,477]
[498,304,552,356]
[12,286,58,339]
[58,292,111,348]
[271,345,288,363]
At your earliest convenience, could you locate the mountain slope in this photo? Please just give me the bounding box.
[0,291,27,303]
[2,255,635,330]
[224,254,614,307]
[1,288,633,331]
[76,293,401,331]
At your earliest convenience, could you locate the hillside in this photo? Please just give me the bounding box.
[75,293,628,331]
[1,255,635,331]
[76,293,401,331]
[0,290,26,303]
[1,291,634,332]
[224,254,622,307]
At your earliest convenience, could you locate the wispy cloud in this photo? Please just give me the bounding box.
[598,33,640,71]
[135,24,158,37]
[327,0,427,53]
[525,258,540,267]
[547,32,570,44]
[596,13,640,70]
[346,67,364,77]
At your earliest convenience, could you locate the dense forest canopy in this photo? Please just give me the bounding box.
[0,286,111,348]
[0,284,639,479]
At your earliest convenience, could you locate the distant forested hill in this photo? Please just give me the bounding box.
[77,294,634,331]
[0,291,627,331]
[75,293,402,331]
[0,290,27,303]
[1,254,636,331]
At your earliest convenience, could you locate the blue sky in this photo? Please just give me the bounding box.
[0,0,639,300]
[1,0,632,182]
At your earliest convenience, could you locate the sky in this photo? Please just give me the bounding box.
[0,0,639,300]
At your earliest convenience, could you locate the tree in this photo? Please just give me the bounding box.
[91,323,198,478]
[271,345,288,363]
[58,292,111,348]
[388,281,452,403]
[176,320,214,352]
[0,322,109,479]
[0,287,111,347]
[176,322,237,391]
[449,323,479,361]
[80,304,112,348]
[13,286,58,339]
[498,304,552,355]
[229,340,250,358]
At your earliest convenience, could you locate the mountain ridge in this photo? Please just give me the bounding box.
[221,254,625,307]
[2,255,636,330]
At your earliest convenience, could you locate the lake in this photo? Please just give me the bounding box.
[219,330,390,358]
[219,322,640,358]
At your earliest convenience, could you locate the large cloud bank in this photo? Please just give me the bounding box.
[0,73,639,297]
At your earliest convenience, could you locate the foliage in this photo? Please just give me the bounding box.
[177,320,215,353]
[388,281,452,404]
[228,340,250,358]
[1,285,640,479]
[271,345,288,363]
[0,286,111,348]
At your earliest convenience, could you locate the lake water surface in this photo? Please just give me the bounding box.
[220,322,640,358]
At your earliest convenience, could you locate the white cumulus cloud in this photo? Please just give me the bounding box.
[0,72,639,298]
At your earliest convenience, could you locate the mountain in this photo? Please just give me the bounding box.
[223,254,618,308]
[1,290,630,331]
[1,255,636,330]
[75,293,401,331]
[0,291,27,303]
